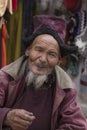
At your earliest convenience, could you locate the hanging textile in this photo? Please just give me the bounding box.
[1,23,7,67]
[21,0,34,55]
[12,0,18,10]
[6,0,23,64]
[0,18,7,68]
[7,0,13,14]
[0,0,13,17]
[64,0,82,13]
[0,18,3,68]
[0,0,8,17]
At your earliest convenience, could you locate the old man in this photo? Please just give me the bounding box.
[0,25,87,130]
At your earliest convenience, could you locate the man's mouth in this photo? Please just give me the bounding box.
[36,64,48,68]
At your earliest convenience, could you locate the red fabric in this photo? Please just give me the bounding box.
[1,24,7,67]
[12,0,18,10]
[64,0,82,12]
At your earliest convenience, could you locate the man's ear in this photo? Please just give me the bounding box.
[57,60,61,66]
[25,45,32,56]
[57,55,62,65]
[25,48,30,56]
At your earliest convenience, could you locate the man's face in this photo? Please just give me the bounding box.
[26,34,60,75]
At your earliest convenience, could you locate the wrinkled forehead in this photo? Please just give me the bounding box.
[32,34,59,47]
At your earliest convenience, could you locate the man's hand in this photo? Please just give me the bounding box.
[4,109,36,130]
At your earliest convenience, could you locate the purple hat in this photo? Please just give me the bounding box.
[33,15,66,40]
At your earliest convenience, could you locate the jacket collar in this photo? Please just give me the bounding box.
[55,65,74,89]
[2,55,27,80]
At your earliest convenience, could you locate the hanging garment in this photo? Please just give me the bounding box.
[64,0,82,13]
[12,0,18,10]
[81,0,87,11]
[0,18,7,68]
[7,0,13,15]
[0,18,4,68]
[1,23,7,67]
[6,0,23,64]
[0,0,13,17]
[0,0,8,17]
[35,0,49,14]
[21,0,34,55]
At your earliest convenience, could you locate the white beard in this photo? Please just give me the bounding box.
[25,71,48,89]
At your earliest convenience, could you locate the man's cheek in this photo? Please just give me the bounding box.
[29,54,37,62]
[49,61,58,67]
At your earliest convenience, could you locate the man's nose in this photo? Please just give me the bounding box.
[40,54,47,62]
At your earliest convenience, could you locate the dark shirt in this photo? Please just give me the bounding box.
[13,85,54,130]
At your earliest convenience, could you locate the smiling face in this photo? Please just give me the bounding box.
[25,34,60,75]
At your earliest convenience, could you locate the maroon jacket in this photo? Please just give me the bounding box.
[0,56,87,130]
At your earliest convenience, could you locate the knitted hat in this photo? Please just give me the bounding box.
[25,24,78,57]
[64,0,82,12]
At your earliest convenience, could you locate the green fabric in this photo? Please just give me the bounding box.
[6,0,23,64]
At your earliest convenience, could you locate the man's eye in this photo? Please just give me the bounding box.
[49,53,57,57]
[35,47,42,52]
[36,49,42,52]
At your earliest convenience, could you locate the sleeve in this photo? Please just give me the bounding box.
[0,71,11,130]
[0,108,11,130]
[56,89,87,130]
